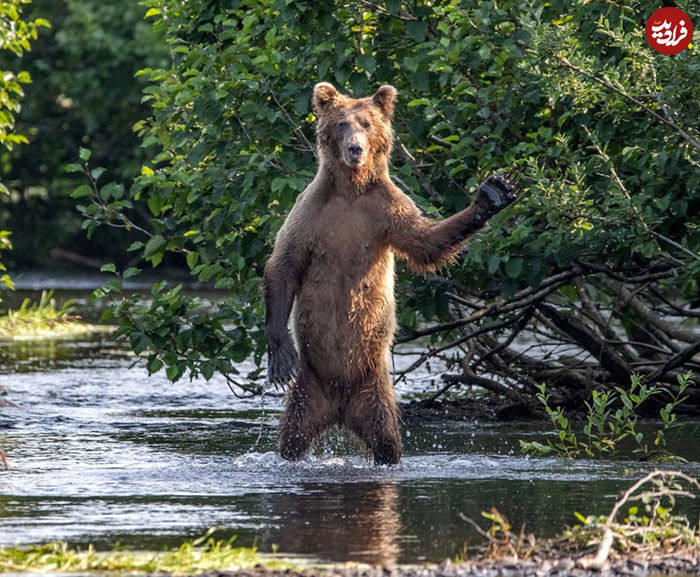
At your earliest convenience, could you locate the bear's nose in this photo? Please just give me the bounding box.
[347,144,363,159]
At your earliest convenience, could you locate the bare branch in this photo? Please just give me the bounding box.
[442,372,523,402]
[473,307,533,370]
[648,341,700,382]
[539,303,633,384]
[652,231,700,262]
[397,268,579,343]
[612,281,700,345]
[429,134,455,148]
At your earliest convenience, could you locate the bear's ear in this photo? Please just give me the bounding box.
[313,82,339,115]
[372,85,397,118]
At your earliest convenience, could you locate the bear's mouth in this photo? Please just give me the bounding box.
[342,151,368,168]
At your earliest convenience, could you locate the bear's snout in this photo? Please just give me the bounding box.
[347,143,363,159]
[342,134,368,167]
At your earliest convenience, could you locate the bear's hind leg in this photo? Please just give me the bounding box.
[279,372,334,461]
[344,374,402,465]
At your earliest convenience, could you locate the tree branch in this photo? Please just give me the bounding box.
[539,303,633,384]
[557,56,700,154]
[397,268,579,343]
[648,341,700,382]
[441,372,523,402]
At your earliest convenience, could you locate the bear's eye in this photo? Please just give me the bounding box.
[360,120,371,129]
[338,121,349,129]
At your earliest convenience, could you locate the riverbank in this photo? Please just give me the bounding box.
[2,546,698,577]
[0,290,112,340]
[215,553,700,577]
[403,395,538,422]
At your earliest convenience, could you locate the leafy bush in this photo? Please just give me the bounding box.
[0,0,48,287]
[73,1,700,399]
[0,0,48,154]
[520,372,693,460]
[2,0,168,268]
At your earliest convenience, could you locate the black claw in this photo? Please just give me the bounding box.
[477,174,518,215]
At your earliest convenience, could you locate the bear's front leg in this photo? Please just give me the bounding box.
[262,252,302,388]
[387,173,517,274]
[267,333,299,387]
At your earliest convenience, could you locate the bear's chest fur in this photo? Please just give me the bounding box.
[293,190,396,373]
[307,193,384,271]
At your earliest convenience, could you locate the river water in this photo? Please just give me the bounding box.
[1,283,700,564]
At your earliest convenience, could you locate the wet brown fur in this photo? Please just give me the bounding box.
[263,83,493,465]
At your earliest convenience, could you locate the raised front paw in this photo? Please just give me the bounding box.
[267,335,299,389]
[476,174,517,215]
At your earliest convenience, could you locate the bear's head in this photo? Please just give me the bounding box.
[312,82,396,186]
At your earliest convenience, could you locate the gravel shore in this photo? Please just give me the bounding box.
[202,554,700,577]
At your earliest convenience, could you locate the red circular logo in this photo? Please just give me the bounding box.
[646,7,693,54]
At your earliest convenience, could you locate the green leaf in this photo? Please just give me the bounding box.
[406,21,427,42]
[505,257,523,279]
[90,167,105,180]
[99,182,125,201]
[144,235,166,257]
[71,184,92,199]
[357,53,375,73]
[166,363,182,381]
[200,361,215,380]
[79,147,91,161]
[100,263,117,273]
[148,195,163,216]
[147,356,164,374]
[123,267,141,279]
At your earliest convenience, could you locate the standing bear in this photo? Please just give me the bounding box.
[263,83,515,465]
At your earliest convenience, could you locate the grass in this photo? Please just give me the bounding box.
[0,531,293,573]
[0,290,109,339]
[461,470,700,569]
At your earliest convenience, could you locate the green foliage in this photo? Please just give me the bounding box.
[520,373,693,460]
[0,229,12,290]
[0,0,47,291]
[0,530,287,573]
[71,0,700,390]
[2,0,168,268]
[0,0,49,154]
[94,276,260,391]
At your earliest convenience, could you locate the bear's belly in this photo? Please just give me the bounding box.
[293,252,396,382]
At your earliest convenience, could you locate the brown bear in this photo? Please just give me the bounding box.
[263,83,515,465]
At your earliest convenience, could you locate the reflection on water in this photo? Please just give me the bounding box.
[1,291,700,564]
[270,482,401,564]
[0,332,120,372]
